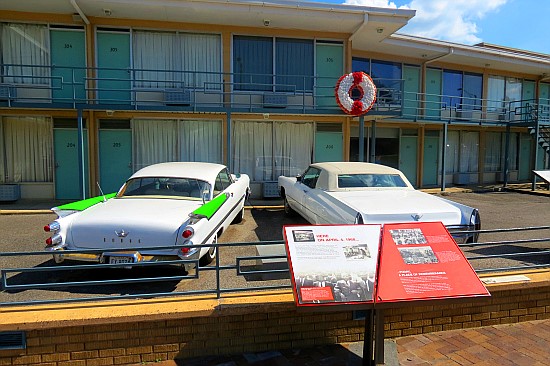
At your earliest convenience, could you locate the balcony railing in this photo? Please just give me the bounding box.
[1,63,549,125]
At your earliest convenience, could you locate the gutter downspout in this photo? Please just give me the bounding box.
[419,48,454,192]
[349,13,368,43]
[70,0,90,25]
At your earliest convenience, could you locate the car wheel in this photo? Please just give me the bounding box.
[284,196,296,217]
[199,234,217,266]
[232,206,245,224]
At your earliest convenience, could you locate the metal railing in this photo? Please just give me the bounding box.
[2,63,549,125]
[1,225,549,307]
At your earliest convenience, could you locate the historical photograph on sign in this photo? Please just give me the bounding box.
[284,224,381,306]
[390,228,427,245]
[343,245,371,259]
[398,246,439,264]
[292,229,315,242]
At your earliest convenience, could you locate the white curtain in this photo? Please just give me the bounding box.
[273,121,313,177]
[459,131,479,172]
[132,119,177,170]
[178,120,222,163]
[445,130,459,174]
[232,120,314,181]
[232,121,273,181]
[484,132,501,172]
[487,76,505,112]
[2,116,53,182]
[132,30,221,89]
[133,31,178,88]
[1,23,50,84]
[179,33,221,89]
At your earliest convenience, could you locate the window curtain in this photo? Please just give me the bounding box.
[232,121,273,181]
[484,132,501,172]
[179,33,221,89]
[1,23,50,84]
[132,119,177,170]
[132,31,221,89]
[273,121,313,177]
[133,31,178,88]
[2,116,53,182]
[459,131,479,172]
[445,130,459,174]
[178,120,222,163]
[233,36,273,91]
[487,76,505,112]
[275,38,313,92]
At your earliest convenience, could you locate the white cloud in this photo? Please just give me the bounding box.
[343,0,508,45]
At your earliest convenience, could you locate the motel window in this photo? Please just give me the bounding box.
[0,23,50,84]
[233,36,314,92]
[442,70,482,111]
[132,30,222,89]
[353,58,402,105]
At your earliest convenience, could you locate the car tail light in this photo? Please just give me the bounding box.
[180,247,190,254]
[44,221,60,233]
[182,227,194,239]
[45,234,62,247]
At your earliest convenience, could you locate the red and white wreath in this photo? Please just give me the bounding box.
[335,71,377,116]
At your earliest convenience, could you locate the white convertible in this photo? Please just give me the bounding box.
[44,162,250,270]
[278,162,480,243]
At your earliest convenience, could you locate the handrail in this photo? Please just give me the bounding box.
[2,63,549,125]
[1,225,549,307]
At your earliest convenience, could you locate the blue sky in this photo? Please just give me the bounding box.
[311,0,550,55]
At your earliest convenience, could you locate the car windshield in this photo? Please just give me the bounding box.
[117,177,211,199]
[337,174,408,188]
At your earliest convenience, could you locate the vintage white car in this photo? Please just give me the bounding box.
[278,162,480,243]
[44,162,250,270]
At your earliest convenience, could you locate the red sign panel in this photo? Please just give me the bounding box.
[376,222,490,303]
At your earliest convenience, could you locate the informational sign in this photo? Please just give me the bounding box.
[376,222,490,303]
[283,224,381,306]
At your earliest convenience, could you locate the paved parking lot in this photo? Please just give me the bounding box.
[0,191,549,305]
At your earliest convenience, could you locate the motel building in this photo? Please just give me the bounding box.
[0,0,548,201]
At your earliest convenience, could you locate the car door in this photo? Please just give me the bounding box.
[298,167,321,223]
[213,168,241,232]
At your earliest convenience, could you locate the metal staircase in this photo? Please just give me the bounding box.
[525,103,550,158]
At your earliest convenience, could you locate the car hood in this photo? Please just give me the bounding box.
[327,189,462,225]
[67,198,200,249]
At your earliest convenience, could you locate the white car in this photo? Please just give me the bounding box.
[278,162,480,243]
[44,162,250,270]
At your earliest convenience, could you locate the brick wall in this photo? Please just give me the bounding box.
[2,282,550,365]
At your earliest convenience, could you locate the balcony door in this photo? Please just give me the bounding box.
[315,42,343,108]
[50,28,86,103]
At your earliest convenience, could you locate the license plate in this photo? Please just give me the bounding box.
[109,256,133,264]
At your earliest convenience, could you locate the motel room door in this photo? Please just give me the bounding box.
[99,121,132,194]
[315,42,343,108]
[50,28,87,103]
[314,131,343,162]
[96,31,131,104]
[54,128,89,200]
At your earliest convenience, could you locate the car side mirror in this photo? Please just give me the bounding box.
[296,175,302,182]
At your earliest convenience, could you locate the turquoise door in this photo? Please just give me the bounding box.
[50,29,86,102]
[97,32,131,104]
[403,65,420,118]
[522,80,535,119]
[314,131,343,162]
[54,129,89,200]
[425,68,442,119]
[519,134,531,180]
[423,135,440,186]
[315,43,343,108]
[99,129,133,193]
[399,136,418,186]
